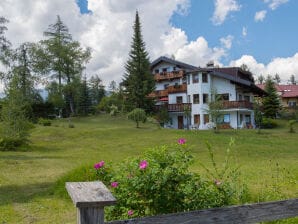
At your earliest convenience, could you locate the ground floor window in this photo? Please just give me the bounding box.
[217,114,230,124]
[194,114,200,125]
[204,114,209,124]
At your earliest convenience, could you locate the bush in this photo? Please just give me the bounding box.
[94,139,248,221]
[288,120,296,133]
[0,137,28,151]
[261,118,278,129]
[38,118,52,126]
[127,108,147,128]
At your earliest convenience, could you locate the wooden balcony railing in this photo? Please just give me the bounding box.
[154,70,184,81]
[148,89,168,98]
[222,100,253,110]
[155,103,191,112]
[167,83,187,94]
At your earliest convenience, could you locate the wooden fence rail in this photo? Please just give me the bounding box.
[66,181,298,224]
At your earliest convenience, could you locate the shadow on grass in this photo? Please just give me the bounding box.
[0,182,54,206]
[0,154,62,160]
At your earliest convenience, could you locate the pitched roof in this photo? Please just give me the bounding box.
[257,84,298,98]
[150,56,197,70]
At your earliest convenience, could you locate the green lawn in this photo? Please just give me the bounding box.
[0,115,297,223]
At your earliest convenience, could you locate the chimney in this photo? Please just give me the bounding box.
[206,60,214,68]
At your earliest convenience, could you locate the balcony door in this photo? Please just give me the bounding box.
[178,116,184,129]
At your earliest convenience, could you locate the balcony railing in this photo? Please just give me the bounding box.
[154,70,184,81]
[167,83,187,94]
[148,89,168,98]
[155,103,191,112]
[222,100,253,110]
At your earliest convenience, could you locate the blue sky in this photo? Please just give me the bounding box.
[1,0,297,85]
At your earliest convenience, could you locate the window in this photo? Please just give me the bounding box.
[173,66,176,71]
[154,69,159,74]
[289,101,297,107]
[202,73,208,83]
[203,94,209,104]
[194,114,200,125]
[187,75,190,84]
[193,94,200,104]
[176,96,183,104]
[244,95,250,102]
[162,68,168,72]
[164,84,169,89]
[217,114,230,124]
[204,114,209,124]
[182,76,187,84]
[192,73,199,83]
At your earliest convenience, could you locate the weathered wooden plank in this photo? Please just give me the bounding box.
[66,181,116,208]
[106,198,298,224]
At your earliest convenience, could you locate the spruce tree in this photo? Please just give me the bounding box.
[263,77,281,118]
[122,11,155,112]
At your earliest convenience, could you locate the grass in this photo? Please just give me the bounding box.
[0,115,297,223]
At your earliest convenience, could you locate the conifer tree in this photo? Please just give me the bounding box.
[122,11,155,112]
[0,17,11,78]
[263,77,281,118]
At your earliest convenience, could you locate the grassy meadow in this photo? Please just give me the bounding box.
[0,115,297,223]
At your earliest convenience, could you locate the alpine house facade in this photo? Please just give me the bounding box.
[149,56,265,130]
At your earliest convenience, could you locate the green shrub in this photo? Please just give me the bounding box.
[261,118,278,129]
[0,137,28,151]
[94,139,248,221]
[68,123,75,128]
[38,118,52,126]
[288,120,296,133]
[127,108,147,128]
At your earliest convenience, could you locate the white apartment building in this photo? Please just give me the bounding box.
[149,56,265,130]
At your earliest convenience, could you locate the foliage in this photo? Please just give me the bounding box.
[261,118,278,129]
[127,108,147,128]
[288,120,296,133]
[121,11,155,112]
[205,89,223,133]
[253,98,263,133]
[155,106,170,126]
[289,75,296,85]
[109,105,119,116]
[263,77,281,118]
[0,17,11,69]
[0,76,33,150]
[94,139,248,221]
[98,93,125,113]
[38,118,52,126]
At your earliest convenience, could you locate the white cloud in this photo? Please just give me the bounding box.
[264,0,289,10]
[254,10,267,22]
[175,37,226,67]
[211,0,241,25]
[0,0,191,87]
[242,27,247,37]
[229,53,298,82]
[220,35,234,49]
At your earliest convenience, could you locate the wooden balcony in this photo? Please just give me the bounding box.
[148,89,168,98]
[155,103,191,112]
[154,70,184,81]
[222,100,253,110]
[167,83,187,94]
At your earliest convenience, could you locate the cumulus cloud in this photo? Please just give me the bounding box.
[255,10,267,22]
[230,53,298,82]
[211,0,241,25]
[264,0,289,10]
[220,35,234,49]
[0,0,191,86]
[175,37,226,67]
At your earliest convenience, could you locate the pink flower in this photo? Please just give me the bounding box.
[139,160,148,170]
[178,138,186,145]
[111,182,118,188]
[128,210,134,216]
[94,160,105,169]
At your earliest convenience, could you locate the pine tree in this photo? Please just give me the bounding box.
[263,77,281,118]
[77,75,91,116]
[122,11,155,112]
[0,17,11,78]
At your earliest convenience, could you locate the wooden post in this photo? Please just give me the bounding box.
[66,181,116,224]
